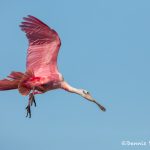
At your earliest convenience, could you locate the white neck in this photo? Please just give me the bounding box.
[60,81,82,96]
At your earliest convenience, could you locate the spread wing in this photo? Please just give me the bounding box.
[20,15,61,77]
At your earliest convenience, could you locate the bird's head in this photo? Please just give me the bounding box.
[80,89,106,112]
[60,81,106,111]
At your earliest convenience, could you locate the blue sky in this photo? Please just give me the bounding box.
[0,0,150,150]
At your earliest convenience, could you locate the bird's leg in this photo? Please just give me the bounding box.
[26,88,36,118]
[30,92,36,107]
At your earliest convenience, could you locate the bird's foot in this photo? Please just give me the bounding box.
[25,93,36,118]
[26,105,31,118]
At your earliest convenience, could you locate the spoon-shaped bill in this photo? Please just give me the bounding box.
[93,100,106,112]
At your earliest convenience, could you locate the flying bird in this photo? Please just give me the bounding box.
[0,15,106,117]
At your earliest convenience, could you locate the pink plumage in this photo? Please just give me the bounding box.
[19,15,63,96]
[0,15,106,118]
[20,15,61,77]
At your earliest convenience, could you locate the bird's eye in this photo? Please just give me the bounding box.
[83,90,89,95]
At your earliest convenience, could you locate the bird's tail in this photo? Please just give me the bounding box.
[0,70,35,96]
[0,71,24,91]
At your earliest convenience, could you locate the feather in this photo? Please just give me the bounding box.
[20,15,61,77]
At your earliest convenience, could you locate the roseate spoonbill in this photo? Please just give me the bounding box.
[0,15,106,118]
